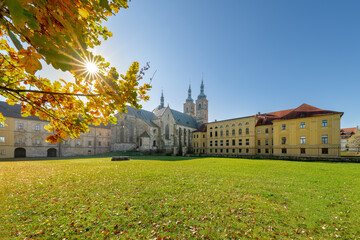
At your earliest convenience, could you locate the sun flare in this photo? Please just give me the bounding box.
[86,61,98,74]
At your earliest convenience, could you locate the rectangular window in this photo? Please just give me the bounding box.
[239,139,242,145]
[210,141,213,147]
[257,129,261,134]
[232,139,235,146]
[265,139,269,146]
[210,132,213,137]
[215,140,218,147]
[239,148,242,153]
[226,140,229,146]
[0,137,5,143]
[220,131,223,137]
[282,124,286,130]
[265,128,269,134]
[35,139,40,145]
[98,141,101,146]
[215,149,217,153]
[246,128,249,134]
[257,140,260,146]
[215,131,218,137]
[322,148,328,154]
[88,141,92,146]
[322,135,328,144]
[281,137,286,145]
[322,120,328,127]
[300,122,305,129]
[203,142,205,147]
[226,130,229,136]
[226,149,229,153]
[220,140,223,146]
[220,149,223,153]
[210,149,212,153]
[35,124,40,131]
[265,149,269,154]
[282,148,287,154]
[246,139,249,146]
[17,138,22,143]
[239,129,242,135]
[232,130,235,135]
[18,123,23,129]
[300,148,306,154]
[300,136,306,144]
[246,148,249,153]
[257,149,261,154]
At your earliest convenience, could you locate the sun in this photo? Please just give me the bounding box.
[86,61,98,74]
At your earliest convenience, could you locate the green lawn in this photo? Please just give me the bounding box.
[1,156,360,239]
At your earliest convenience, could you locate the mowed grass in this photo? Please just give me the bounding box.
[1,156,360,239]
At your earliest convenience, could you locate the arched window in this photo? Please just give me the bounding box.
[178,127,182,146]
[226,130,229,136]
[239,128,242,135]
[129,123,133,142]
[165,124,170,140]
[232,129,235,135]
[220,130,223,137]
[184,129,187,146]
[120,121,124,142]
[198,104,201,110]
[188,129,191,146]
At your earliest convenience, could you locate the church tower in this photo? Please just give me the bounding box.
[183,85,195,116]
[196,79,208,124]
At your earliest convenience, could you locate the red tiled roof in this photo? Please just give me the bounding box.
[256,104,343,126]
[340,127,357,134]
[194,123,207,132]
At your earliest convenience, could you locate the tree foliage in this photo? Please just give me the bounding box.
[0,0,151,143]
[348,134,360,152]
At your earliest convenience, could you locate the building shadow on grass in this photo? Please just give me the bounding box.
[0,152,202,162]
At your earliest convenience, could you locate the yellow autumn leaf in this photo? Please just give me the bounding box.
[79,8,90,18]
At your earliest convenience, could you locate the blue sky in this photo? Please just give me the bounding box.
[43,0,360,128]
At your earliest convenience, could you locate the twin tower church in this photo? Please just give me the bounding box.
[111,81,208,153]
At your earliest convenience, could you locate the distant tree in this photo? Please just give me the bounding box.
[348,134,360,152]
[0,0,151,143]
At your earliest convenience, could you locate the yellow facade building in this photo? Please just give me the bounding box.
[193,104,343,157]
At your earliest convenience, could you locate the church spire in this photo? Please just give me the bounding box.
[186,84,193,102]
[197,78,207,100]
[160,90,164,108]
